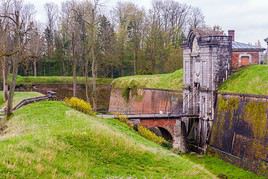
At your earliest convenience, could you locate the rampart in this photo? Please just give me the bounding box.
[210,93,268,176]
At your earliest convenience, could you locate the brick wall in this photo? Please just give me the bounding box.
[109,88,183,114]
[232,51,260,69]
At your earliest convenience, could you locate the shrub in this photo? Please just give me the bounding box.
[137,125,165,145]
[112,112,133,128]
[112,112,167,145]
[64,97,95,115]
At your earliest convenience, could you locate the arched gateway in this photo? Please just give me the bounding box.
[175,28,232,152]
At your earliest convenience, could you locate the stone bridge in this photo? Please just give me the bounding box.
[100,113,197,143]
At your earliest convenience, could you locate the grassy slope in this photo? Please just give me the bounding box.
[219,65,268,95]
[112,65,268,95]
[112,69,183,91]
[15,76,113,85]
[0,91,43,107]
[0,101,260,178]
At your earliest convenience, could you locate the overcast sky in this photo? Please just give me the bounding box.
[25,0,268,47]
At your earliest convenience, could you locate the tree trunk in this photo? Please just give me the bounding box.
[85,58,90,102]
[91,48,97,111]
[133,49,137,75]
[6,11,20,117]
[2,57,8,101]
[72,32,77,97]
[6,56,18,116]
[33,59,37,76]
[91,9,97,111]
[72,61,77,97]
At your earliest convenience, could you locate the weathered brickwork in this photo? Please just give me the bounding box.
[232,51,260,69]
[109,88,182,114]
[140,119,176,137]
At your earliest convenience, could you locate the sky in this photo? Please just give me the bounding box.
[25,0,268,47]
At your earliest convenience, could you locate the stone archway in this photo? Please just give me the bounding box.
[158,127,173,142]
[149,127,174,142]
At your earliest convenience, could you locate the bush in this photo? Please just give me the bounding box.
[112,112,133,128]
[64,97,95,115]
[112,112,167,145]
[137,125,165,145]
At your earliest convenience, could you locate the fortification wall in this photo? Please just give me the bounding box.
[109,88,182,114]
[210,93,268,176]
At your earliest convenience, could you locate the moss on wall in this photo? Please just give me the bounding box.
[211,94,268,177]
[121,80,144,102]
[244,101,268,140]
[243,101,268,163]
[211,96,240,147]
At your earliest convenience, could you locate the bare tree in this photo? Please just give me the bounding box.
[89,0,101,111]
[44,2,58,58]
[63,0,82,97]
[188,7,205,29]
[28,26,44,76]
[0,0,35,116]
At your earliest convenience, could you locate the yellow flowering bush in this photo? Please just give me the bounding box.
[137,125,165,145]
[64,97,95,115]
[111,112,167,145]
[112,112,134,128]
[112,112,128,123]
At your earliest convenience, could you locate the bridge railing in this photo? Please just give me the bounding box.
[12,91,57,111]
[108,109,184,116]
[98,113,199,120]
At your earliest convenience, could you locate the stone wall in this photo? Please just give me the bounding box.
[109,88,182,114]
[210,93,268,176]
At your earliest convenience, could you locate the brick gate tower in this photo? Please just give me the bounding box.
[182,28,232,151]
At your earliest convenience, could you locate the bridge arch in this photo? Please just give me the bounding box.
[158,127,173,142]
[149,127,174,142]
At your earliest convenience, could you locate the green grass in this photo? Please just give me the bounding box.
[112,65,268,95]
[0,101,261,178]
[14,76,113,85]
[183,154,262,179]
[0,91,43,108]
[112,69,183,91]
[0,94,4,106]
[220,65,268,95]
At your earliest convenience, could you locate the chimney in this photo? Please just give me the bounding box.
[228,30,235,41]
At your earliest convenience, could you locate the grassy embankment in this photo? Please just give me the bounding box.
[0,100,261,178]
[0,91,43,108]
[219,65,268,95]
[13,75,113,85]
[112,69,183,91]
[113,65,268,95]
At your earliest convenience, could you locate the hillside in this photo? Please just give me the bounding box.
[0,101,260,178]
[112,69,183,91]
[219,65,268,95]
